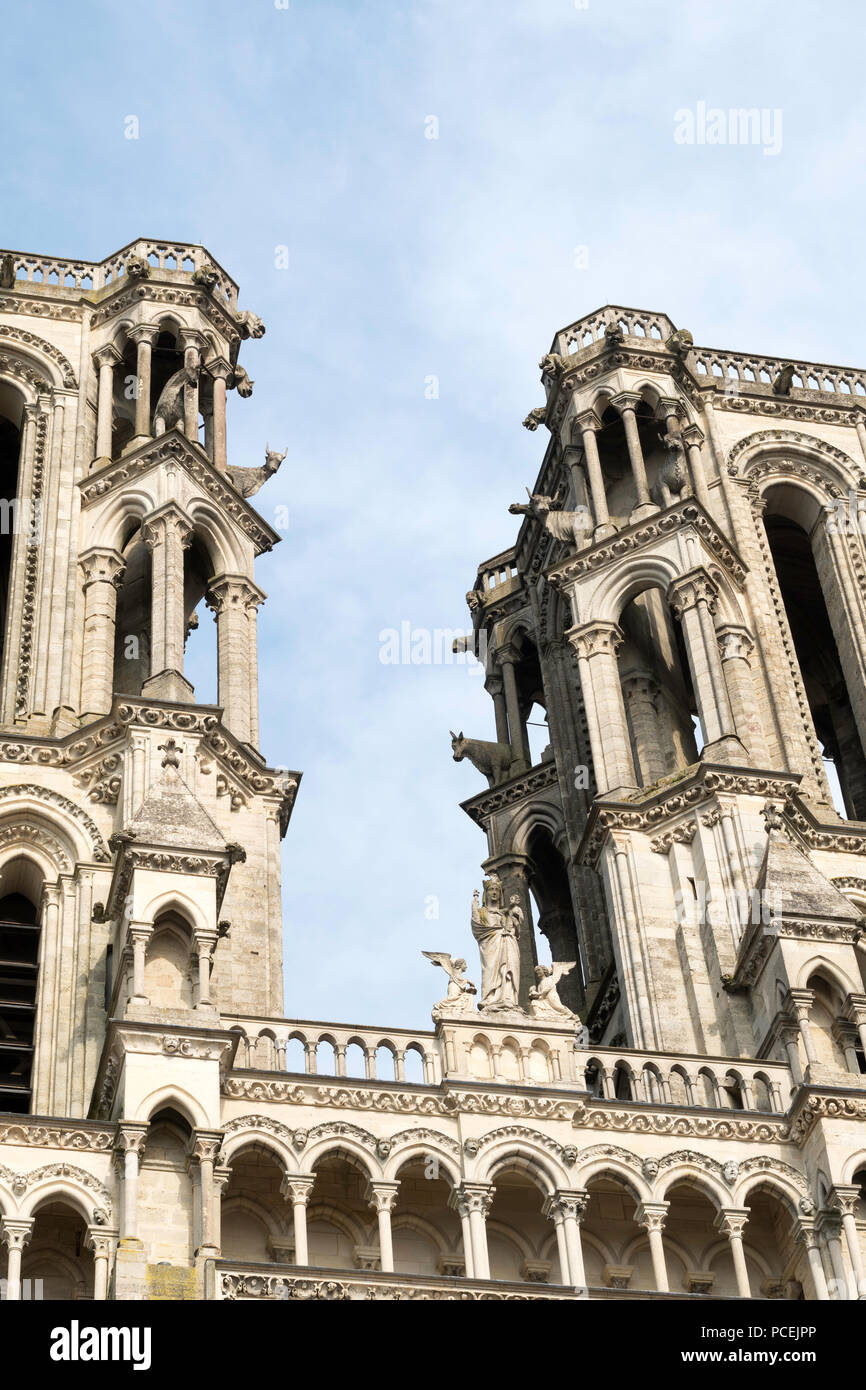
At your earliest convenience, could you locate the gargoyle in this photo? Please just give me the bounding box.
[666,328,694,355]
[522,406,547,431]
[230,365,254,398]
[237,309,266,339]
[772,363,796,396]
[450,730,516,788]
[0,254,15,289]
[509,488,590,548]
[226,443,287,498]
[153,364,198,435]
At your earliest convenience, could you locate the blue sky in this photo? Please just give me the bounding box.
[3,0,864,1028]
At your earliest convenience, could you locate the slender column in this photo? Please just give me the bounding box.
[681,423,713,511]
[797,1222,830,1300]
[544,1198,570,1283]
[667,569,741,754]
[282,1175,315,1266]
[179,332,203,441]
[831,1188,866,1298]
[78,547,126,718]
[636,1202,669,1293]
[207,360,231,472]
[366,1182,400,1274]
[575,412,614,537]
[93,345,121,462]
[0,1218,33,1301]
[818,1209,854,1299]
[115,1124,149,1243]
[485,674,510,746]
[449,1189,474,1278]
[128,326,158,441]
[86,1227,118,1300]
[833,1021,861,1074]
[498,646,530,769]
[612,393,655,516]
[844,995,866,1061]
[716,625,769,764]
[141,503,194,700]
[566,620,635,792]
[621,670,666,785]
[780,1024,805,1085]
[461,1184,493,1280]
[207,575,265,745]
[212,1164,232,1253]
[716,1208,752,1297]
[191,1132,223,1252]
[194,933,217,1009]
[545,1191,587,1286]
[128,921,153,1003]
[786,989,818,1067]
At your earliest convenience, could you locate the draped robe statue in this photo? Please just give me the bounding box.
[471,874,522,1011]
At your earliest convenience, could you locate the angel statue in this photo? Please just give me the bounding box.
[471,875,523,1013]
[422,951,477,1019]
[528,962,579,1022]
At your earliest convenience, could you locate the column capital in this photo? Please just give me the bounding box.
[666,567,719,621]
[455,1182,495,1217]
[844,992,866,1024]
[573,409,601,437]
[115,1121,149,1156]
[190,1130,224,1165]
[178,328,207,355]
[93,344,122,370]
[0,1216,34,1251]
[715,1207,750,1238]
[206,572,267,616]
[716,623,755,663]
[204,356,233,382]
[657,396,686,422]
[635,1201,669,1232]
[565,619,624,662]
[281,1174,316,1205]
[610,391,642,415]
[544,1189,588,1223]
[816,1207,843,1240]
[828,1186,861,1218]
[140,501,194,551]
[127,919,154,945]
[795,1219,820,1250]
[681,423,705,448]
[783,987,815,1020]
[484,673,504,697]
[79,546,126,590]
[365,1180,400,1213]
[86,1226,119,1257]
[127,324,159,347]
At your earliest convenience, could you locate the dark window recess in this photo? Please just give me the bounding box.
[0,893,40,1114]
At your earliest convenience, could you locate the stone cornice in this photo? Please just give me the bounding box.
[0,1118,115,1151]
[577,765,801,867]
[459,759,560,827]
[544,499,747,592]
[0,324,77,388]
[78,432,280,555]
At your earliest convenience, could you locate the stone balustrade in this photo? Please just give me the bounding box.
[222,1014,794,1113]
[552,306,675,356]
[474,549,521,603]
[1,239,238,307]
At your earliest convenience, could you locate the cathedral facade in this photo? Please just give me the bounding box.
[0,243,864,1301]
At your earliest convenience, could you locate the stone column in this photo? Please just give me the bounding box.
[682,423,713,511]
[498,646,530,770]
[93,345,121,463]
[206,359,231,473]
[193,932,218,1010]
[179,332,204,441]
[0,1218,33,1301]
[282,1175,315,1266]
[575,412,614,538]
[544,1196,570,1283]
[716,625,769,764]
[366,1181,400,1274]
[86,1227,118,1301]
[545,1191,587,1286]
[191,1132,223,1253]
[207,575,265,745]
[566,621,635,793]
[845,994,866,1060]
[667,570,743,759]
[141,503,194,702]
[796,1222,829,1301]
[449,1188,474,1278]
[786,989,818,1068]
[212,1163,232,1253]
[78,547,126,719]
[621,670,666,786]
[461,1184,493,1280]
[128,326,158,443]
[485,674,510,746]
[612,393,655,518]
[636,1202,669,1293]
[115,1123,149,1243]
[831,1187,865,1298]
[779,1024,804,1085]
[128,921,153,1004]
[716,1208,752,1297]
[818,1209,853,1299]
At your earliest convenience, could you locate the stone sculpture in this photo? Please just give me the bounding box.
[422,951,477,1018]
[471,874,522,1013]
[450,731,515,787]
[528,963,578,1021]
[508,488,591,548]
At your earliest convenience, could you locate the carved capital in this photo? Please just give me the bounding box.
[140,503,194,552]
[565,619,624,662]
[681,423,705,449]
[666,568,719,620]
[0,1217,34,1252]
[456,1183,494,1217]
[93,344,122,370]
[366,1181,400,1214]
[127,324,159,348]
[115,1122,149,1157]
[635,1201,669,1233]
[717,623,755,663]
[544,1189,588,1223]
[281,1174,316,1206]
[610,391,642,416]
[829,1186,861,1219]
[206,573,266,617]
[190,1130,224,1165]
[79,546,126,591]
[86,1226,119,1258]
[715,1207,750,1239]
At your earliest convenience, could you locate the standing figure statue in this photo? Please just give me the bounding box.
[471,874,523,1013]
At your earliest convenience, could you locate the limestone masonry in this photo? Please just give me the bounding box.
[0,243,864,1301]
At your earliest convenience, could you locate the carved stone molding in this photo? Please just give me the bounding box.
[0,783,110,862]
[572,1101,785,1144]
[0,326,77,388]
[0,1122,114,1152]
[221,1076,574,1121]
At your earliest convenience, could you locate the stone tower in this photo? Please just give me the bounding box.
[460,306,866,1078]
[0,240,297,1131]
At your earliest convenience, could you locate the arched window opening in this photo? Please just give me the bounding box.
[581,1174,652,1291]
[487,1167,560,1284]
[596,401,668,521]
[764,508,866,819]
[184,536,217,704]
[150,328,184,434]
[21,1201,94,1300]
[221,1145,289,1263]
[113,522,151,696]
[391,1159,461,1276]
[0,384,24,673]
[307,1155,370,1270]
[143,915,194,1011]
[618,587,701,788]
[0,873,43,1115]
[526,826,582,1014]
[110,339,137,459]
[805,973,848,1073]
